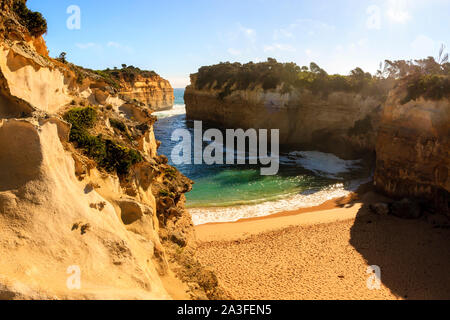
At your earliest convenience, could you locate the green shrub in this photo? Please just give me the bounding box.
[164,167,178,180]
[12,0,47,37]
[99,140,143,175]
[64,107,142,175]
[109,118,132,140]
[159,189,175,198]
[194,59,383,98]
[64,106,97,129]
[401,74,450,104]
[109,118,127,132]
[94,66,159,87]
[93,70,120,89]
[159,189,170,197]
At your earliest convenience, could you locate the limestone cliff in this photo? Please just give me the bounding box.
[185,61,448,215]
[185,82,388,160]
[0,1,225,300]
[116,72,174,111]
[374,81,449,215]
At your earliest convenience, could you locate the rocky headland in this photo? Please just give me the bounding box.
[185,60,393,160]
[375,72,449,217]
[93,66,174,111]
[0,0,224,300]
[185,59,449,218]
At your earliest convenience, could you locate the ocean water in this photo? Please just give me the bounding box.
[153,88,371,225]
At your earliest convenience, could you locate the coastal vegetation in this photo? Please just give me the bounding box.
[12,0,47,36]
[193,58,386,99]
[54,60,162,90]
[377,49,449,104]
[193,50,450,103]
[64,106,143,175]
[401,74,450,104]
[96,65,159,86]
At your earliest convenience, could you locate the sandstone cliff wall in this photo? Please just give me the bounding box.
[185,85,385,160]
[374,84,449,214]
[0,119,171,299]
[118,74,174,111]
[0,2,223,300]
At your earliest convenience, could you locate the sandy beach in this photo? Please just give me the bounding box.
[194,190,450,300]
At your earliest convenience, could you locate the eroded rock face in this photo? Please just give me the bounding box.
[0,2,221,300]
[0,120,170,299]
[118,74,174,111]
[185,85,386,160]
[374,85,450,215]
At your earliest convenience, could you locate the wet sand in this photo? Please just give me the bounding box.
[195,191,450,300]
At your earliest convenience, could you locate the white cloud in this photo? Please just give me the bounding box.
[75,41,134,54]
[107,41,134,54]
[273,19,336,41]
[219,23,258,59]
[273,27,294,40]
[263,43,296,53]
[366,5,382,30]
[107,41,121,48]
[237,23,256,42]
[386,0,412,23]
[410,35,436,57]
[358,38,369,48]
[227,48,241,56]
[75,42,97,49]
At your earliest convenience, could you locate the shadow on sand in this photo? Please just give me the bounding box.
[349,196,450,300]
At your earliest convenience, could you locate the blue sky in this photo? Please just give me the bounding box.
[28,0,450,88]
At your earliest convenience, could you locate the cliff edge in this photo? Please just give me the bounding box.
[0,0,225,300]
[93,66,175,111]
[375,75,449,215]
[185,60,391,160]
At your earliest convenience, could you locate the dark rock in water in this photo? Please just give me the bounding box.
[369,203,390,216]
[391,198,422,219]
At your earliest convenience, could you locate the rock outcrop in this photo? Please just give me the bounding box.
[0,1,224,300]
[186,61,448,215]
[117,73,174,111]
[374,82,449,215]
[0,118,171,299]
[185,82,388,160]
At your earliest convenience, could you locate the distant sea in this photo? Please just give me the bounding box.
[153,88,371,225]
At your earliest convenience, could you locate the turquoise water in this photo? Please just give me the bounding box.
[174,88,185,105]
[154,89,370,215]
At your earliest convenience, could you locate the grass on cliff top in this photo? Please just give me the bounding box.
[193,58,386,99]
[109,118,132,140]
[12,0,47,37]
[95,66,159,86]
[402,74,450,104]
[378,56,450,104]
[64,107,143,175]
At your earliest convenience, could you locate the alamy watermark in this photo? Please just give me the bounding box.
[66,265,81,290]
[366,5,381,30]
[67,5,81,30]
[171,121,280,176]
[366,265,381,290]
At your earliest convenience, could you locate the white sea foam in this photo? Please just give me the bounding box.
[189,177,371,225]
[280,151,362,179]
[153,104,186,118]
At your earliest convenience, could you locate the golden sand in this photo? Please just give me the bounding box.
[195,191,450,300]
